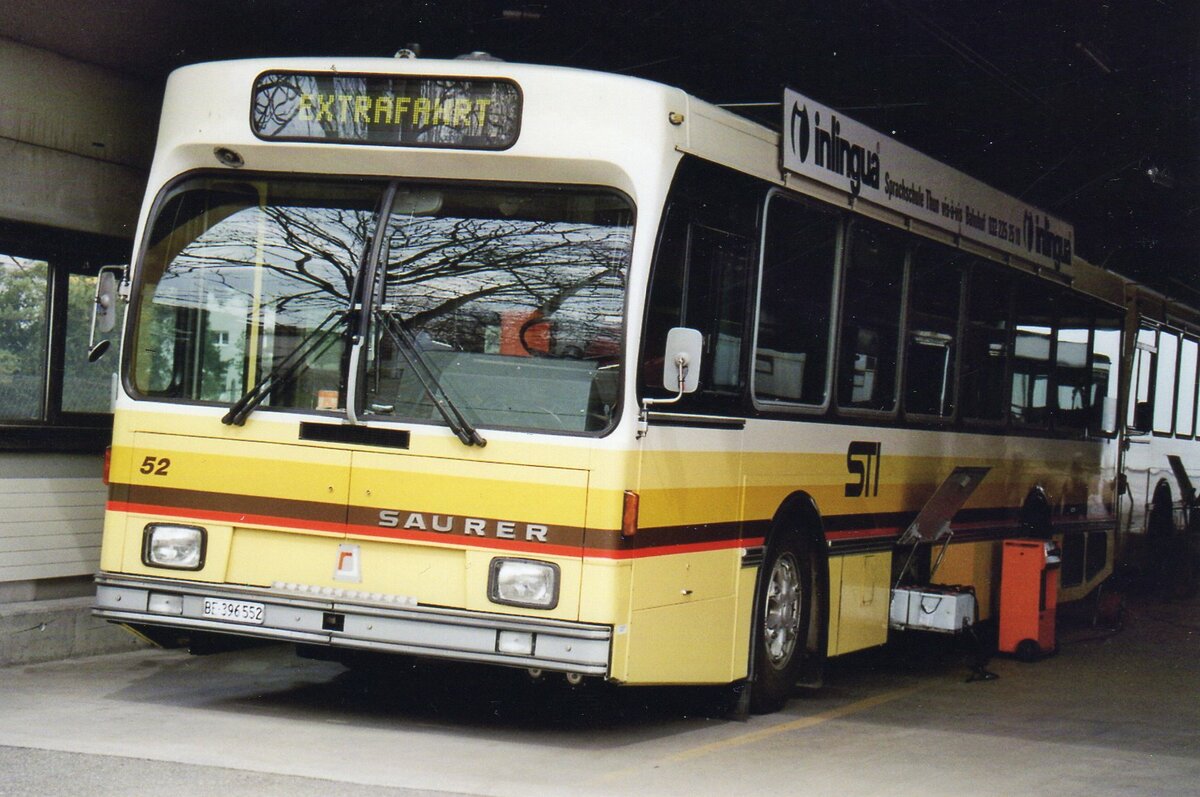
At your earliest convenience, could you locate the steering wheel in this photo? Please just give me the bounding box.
[518,315,556,357]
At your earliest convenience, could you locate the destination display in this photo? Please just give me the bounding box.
[782,88,1074,271]
[252,72,522,150]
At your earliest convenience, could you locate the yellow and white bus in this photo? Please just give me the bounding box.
[94,55,1158,713]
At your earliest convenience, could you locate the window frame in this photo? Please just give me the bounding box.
[1152,329,1180,437]
[833,216,908,420]
[0,220,125,452]
[638,156,764,417]
[749,188,843,416]
[1175,335,1198,439]
[900,239,967,425]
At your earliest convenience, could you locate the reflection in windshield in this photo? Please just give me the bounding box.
[132,179,377,411]
[129,177,633,434]
[366,187,631,433]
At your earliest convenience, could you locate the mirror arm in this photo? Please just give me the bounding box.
[637,353,690,439]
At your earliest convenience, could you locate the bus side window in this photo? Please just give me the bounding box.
[1091,318,1121,434]
[961,264,1012,422]
[1054,301,1096,433]
[754,194,838,406]
[1176,337,1197,438]
[837,221,906,412]
[1127,327,1157,432]
[641,203,691,395]
[1153,330,1179,435]
[684,224,751,393]
[642,213,751,401]
[1011,284,1057,427]
[904,243,964,419]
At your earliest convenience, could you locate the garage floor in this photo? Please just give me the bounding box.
[0,590,1196,797]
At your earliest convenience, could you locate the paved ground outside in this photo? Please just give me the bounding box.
[0,593,1196,797]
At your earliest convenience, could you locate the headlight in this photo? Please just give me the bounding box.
[488,558,559,609]
[142,523,206,570]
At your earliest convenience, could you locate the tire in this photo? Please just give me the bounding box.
[749,533,812,714]
[1015,639,1041,662]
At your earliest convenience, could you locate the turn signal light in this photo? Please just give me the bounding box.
[622,490,639,538]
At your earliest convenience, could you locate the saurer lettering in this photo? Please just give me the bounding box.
[378,510,549,542]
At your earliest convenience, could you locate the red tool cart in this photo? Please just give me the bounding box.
[999,539,1061,660]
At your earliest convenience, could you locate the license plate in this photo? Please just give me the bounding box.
[202,597,265,625]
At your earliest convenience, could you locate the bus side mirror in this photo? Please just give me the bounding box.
[1132,401,1153,434]
[638,327,703,438]
[662,326,703,394]
[88,266,124,362]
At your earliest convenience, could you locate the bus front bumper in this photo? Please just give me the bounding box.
[93,573,612,676]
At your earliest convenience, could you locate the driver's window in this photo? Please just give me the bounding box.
[639,158,760,413]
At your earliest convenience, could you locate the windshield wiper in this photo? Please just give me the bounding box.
[221,309,347,426]
[375,308,486,447]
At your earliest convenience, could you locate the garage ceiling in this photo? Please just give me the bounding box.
[2,0,1196,301]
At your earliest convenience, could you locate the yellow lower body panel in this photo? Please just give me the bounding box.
[613,548,752,685]
[830,552,891,655]
[623,596,739,684]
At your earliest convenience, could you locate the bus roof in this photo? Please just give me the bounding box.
[150,56,1126,308]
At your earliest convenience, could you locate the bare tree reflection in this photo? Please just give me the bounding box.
[381,216,629,356]
[136,179,633,429]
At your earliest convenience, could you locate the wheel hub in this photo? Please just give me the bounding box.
[763,552,802,669]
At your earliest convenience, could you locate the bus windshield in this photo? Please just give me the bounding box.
[130,176,633,435]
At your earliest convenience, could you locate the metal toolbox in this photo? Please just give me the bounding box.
[889,586,976,633]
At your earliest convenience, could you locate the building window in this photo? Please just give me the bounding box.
[0,223,127,450]
[0,255,49,420]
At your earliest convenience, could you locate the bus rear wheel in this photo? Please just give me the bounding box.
[750,534,812,714]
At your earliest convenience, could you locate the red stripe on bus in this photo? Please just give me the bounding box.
[107,500,761,560]
[108,501,347,535]
[345,523,584,558]
[584,536,766,560]
[826,528,897,540]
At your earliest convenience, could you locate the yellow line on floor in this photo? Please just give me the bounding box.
[593,685,920,786]
[667,685,922,764]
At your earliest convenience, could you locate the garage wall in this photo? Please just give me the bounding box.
[0,36,155,238]
[0,38,155,601]
[0,454,107,586]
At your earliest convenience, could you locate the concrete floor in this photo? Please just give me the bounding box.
[0,593,1196,797]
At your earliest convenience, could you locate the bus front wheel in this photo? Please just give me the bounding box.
[750,533,812,714]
